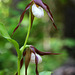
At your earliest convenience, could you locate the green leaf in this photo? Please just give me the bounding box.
[0,23,20,56]
[39,71,52,75]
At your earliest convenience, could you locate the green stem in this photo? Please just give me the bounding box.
[18,10,31,75]
[20,45,30,55]
[18,56,20,75]
[21,10,31,55]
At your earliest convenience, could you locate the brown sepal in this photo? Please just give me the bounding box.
[34,0,57,30]
[32,48,39,75]
[43,3,57,30]
[11,1,33,36]
[30,45,60,56]
[35,54,39,75]
[25,49,31,75]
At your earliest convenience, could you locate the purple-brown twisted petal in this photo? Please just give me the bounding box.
[30,45,60,56]
[12,1,33,36]
[31,10,34,28]
[43,3,57,30]
[34,0,57,29]
[35,55,39,75]
[32,48,39,75]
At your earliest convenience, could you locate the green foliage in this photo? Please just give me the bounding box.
[0,51,17,75]
[59,0,68,4]
[0,23,20,56]
[39,71,51,75]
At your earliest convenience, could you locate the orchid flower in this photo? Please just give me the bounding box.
[12,0,57,36]
[16,45,59,75]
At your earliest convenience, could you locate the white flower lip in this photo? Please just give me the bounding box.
[32,4,44,18]
[30,53,42,64]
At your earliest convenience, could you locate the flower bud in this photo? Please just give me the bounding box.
[30,53,42,64]
[32,4,44,18]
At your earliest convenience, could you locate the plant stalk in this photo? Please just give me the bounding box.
[21,10,31,54]
[18,9,31,75]
[18,56,20,75]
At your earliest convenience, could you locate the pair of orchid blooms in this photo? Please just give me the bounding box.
[14,0,59,75]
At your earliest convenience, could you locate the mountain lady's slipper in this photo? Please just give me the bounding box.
[16,45,59,75]
[32,4,44,18]
[12,0,57,36]
[30,53,42,64]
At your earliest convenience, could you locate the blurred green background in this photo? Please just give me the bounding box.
[0,0,75,75]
